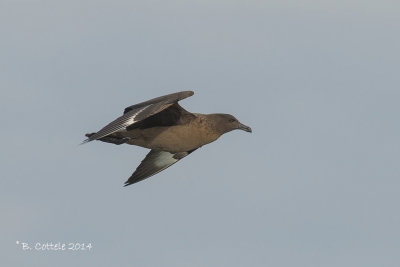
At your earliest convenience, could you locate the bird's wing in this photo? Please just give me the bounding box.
[82,91,194,144]
[124,149,196,186]
[123,91,194,114]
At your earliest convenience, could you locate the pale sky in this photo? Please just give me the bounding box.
[1,1,400,266]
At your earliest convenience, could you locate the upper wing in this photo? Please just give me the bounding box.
[123,91,194,114]
[124,149,196,186]
[81,91,194,144]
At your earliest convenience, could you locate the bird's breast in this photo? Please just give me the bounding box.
[154,124,220,152]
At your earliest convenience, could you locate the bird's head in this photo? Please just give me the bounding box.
[211,114,252,134]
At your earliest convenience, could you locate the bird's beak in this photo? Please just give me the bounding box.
[238,123,252,133]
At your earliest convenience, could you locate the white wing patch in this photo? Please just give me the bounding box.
[125,105,149,126]
[153,151,179,168]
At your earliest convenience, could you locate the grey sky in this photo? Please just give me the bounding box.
[1,0,400,266]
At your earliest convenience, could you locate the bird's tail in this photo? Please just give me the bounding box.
[81,132,128,145]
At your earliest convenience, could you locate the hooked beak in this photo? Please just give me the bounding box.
[238,123,252,133]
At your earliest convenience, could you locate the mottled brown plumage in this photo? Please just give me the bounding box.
[83,91,251,186]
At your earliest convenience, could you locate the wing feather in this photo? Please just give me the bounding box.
[82,91,194,144]
[124,149,196,186]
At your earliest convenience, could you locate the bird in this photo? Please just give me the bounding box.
[83,91,252,186]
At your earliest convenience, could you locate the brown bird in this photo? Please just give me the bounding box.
[83,91,252,186]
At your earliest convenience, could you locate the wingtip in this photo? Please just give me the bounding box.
[80,133,95,145]
[180,90,194,97]
[79,139,90,145]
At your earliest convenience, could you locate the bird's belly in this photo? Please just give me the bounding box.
[125,125,219,153]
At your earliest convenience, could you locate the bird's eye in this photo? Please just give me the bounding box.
[229,118,236,123]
